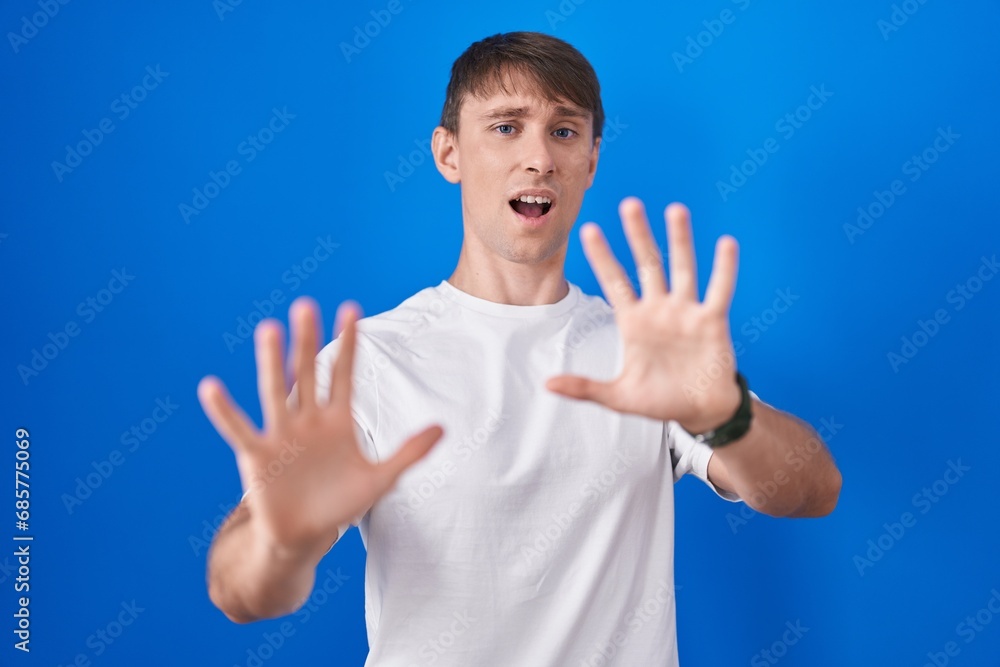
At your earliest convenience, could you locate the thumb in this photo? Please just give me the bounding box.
[376,425,445,490]
[545,375,614,405]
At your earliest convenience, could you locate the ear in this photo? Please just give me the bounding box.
[432,126,460,184]
[585,136,601,189]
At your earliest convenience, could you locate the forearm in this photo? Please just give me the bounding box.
[713,399,842,518]
[206,501,325,623]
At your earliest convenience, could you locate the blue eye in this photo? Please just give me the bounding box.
[497,124,515,135]
[554,128,575,139]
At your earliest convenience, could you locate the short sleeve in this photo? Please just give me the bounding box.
[668,389,763,503]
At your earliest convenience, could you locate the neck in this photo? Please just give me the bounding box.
[447,242,569,306]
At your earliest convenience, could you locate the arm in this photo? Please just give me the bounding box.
[707,397,841,518]
[206,497,328,623]
[198,298,443,623]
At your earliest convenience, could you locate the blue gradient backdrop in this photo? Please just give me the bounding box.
[3,1,999,665]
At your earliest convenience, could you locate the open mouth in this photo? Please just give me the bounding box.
[509,194,553,219]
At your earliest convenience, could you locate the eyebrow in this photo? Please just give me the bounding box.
[552,105,591,121]
[479,104,591,122]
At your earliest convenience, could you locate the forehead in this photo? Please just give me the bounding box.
[458,69,591,122]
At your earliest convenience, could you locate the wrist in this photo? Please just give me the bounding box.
[253,526,328,572]
[682,371,754,448]
[680,379,743,435]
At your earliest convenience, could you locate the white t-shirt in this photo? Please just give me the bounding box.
[309,279,742,667]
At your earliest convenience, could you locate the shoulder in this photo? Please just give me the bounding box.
[354,282,450,349]
[315,283,444,362]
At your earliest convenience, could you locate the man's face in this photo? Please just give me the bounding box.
[433,71,601,265]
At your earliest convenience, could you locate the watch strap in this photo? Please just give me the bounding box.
[689,371,754,448]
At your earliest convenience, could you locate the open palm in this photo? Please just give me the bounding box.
[198,299,443,556]
[546,198,743,435]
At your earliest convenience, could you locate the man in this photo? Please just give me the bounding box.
[199,31,841,666]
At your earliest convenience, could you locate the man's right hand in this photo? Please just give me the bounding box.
[198,297,443,564]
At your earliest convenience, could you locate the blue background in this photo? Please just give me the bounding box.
[3,1,999,665]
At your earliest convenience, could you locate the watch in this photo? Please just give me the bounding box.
[687,371,754,448]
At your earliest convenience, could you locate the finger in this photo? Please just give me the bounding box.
[198,376,260,453]
[254,320,288,429]
[580,222,637,309]
[620,197,667,296]
[330,301,361,408]
[704,235,739,315]
[545,374,616,407]
[665,203,699,301]
[375,425,444,491]
[289,297,321,410]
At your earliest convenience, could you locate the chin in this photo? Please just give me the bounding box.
[493,224,570,265]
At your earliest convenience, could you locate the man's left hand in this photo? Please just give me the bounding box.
[546,197,743,435]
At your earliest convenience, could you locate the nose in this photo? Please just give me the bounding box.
[522,129,555,175]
